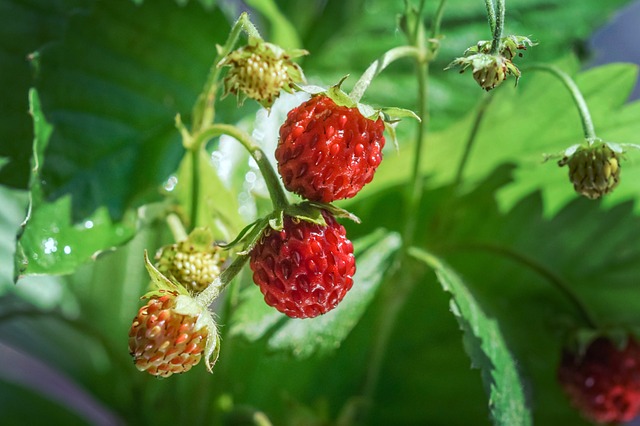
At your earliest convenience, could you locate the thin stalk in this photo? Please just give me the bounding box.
[402,58,429,249]
[525,63,597,142]
[349,46,421,103]
[192,13,262,131]
[453,92,494,189]
[193,123,289,210]
[167,213,188,241]
[359,14,431,421]
[484,0,496,35]
[447,242,599,328]
[431,0,449,39]
[195,254,250,307]
[189,148,201,230]
[490,0,505,54]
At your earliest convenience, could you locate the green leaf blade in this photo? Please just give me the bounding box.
[409,248,532,426]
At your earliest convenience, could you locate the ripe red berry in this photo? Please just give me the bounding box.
[249,211,356,318]
[557,336,640,423]
[128,291,209,377]
[276,95,385,202]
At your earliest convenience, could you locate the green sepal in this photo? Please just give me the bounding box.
[174,294,221,373]
[381,107,421,122]
[218,219,261,250]
[142,250,190,299]
[303,201,361,224]
[267,209,285,231]
[384,121,400,152]
[283,203,326,226]
[564,327,635,358]
[237,217,271,256]
[327,76,356,108]
[186,227,216,251]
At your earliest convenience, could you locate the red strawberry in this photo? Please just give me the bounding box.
[276,95,385,202]
[128,290,209,377]
[249,210,356,318]
[557,336,640,423]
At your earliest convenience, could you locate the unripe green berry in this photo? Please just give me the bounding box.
[559,144,620,199]
[156,241,225,294]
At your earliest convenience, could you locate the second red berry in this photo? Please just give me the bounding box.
[249,210,356,318]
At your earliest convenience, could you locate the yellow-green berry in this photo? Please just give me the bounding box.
[559,144,620,199]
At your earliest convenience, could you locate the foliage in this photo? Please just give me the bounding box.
[2,0,640,425]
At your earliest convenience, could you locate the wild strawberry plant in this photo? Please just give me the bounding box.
[2,0,640,425]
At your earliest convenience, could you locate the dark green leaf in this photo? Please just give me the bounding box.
[409,248,532,426]
[34,0,231,220]
[14,90,137,279]
[0,0,92,189]
[229,229,401,358]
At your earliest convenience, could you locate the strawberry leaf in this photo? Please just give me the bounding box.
[409,248,532,426]
[14,90,137,280]
[33,1,231,220]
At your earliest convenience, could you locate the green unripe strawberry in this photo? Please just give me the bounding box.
[559,144,620,199]
[155,228,226,294]
[219,37,306,108]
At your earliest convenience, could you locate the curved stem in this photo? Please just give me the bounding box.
[490,0,505,54]
[193,124,289,210]
[525,63,597,142]
[192,13,262,131]
[453,92,494,189]
[446,242,599,329]
[195,254,250,307]
[349,46,422,103]
[484,0,496,35]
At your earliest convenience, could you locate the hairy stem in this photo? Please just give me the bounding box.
[189,148,201,230]
[195,254,250,307]
[349,46,422,103]
[447,242,599,328]
[490,0,505,54]
[525,63,597,142]
[192,12,262,131]
[193,123,289,210]
[484,0,496,35]
[453,92,494,189]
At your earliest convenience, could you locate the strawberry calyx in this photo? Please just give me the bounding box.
[295,78,418,149]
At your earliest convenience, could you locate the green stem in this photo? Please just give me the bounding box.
[484,0,496,35]
[195,254,250,307]
[189,148,201,230]
[167,213,188,241]
[193,124,289,210]
[192,12,262,131]
[490,0,505,54]
[446,242,599,329]
[402,55,429,249]
[349,46,422,103]
[359,11,431,421]
[453,92,494,189]
[525,63,597,142]
[430,0,449,39]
